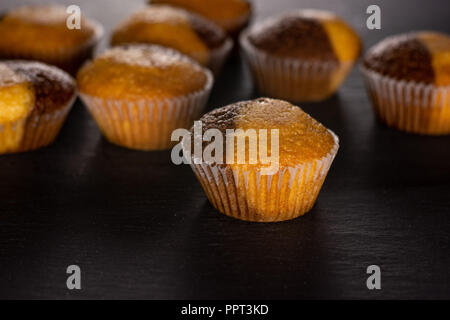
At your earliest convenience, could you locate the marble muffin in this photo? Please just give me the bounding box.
[183,98,339,222]
[0,61,76,154]
[240,9,361,102]
[0,4,103,75]
[77,45,213,150]
[362,31,450,135]
[111,5,232,74]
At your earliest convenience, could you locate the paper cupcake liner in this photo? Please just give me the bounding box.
[361,66,450,135]
[240,31,353,102]
[80,73,213,150]
[0,22,103,75]
[0,94,76,154]
[208,38,233,75]
[187,130,339,222]
[19,95,76,152]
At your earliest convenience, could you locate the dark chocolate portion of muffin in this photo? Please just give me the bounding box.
[198,103,239,133]
[189,98,273,163]
[363,33,434,84]
[5,61,76,113]
[196,97,281,134]
[188,14,228,49]
[190,99,243,163]
[248,14,338,61]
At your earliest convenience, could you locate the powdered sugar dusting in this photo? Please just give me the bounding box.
[128,5,189,25]
[100,45,193,68]
[0,63,27,86]
[7,5,70,25]
[297,9,337,21]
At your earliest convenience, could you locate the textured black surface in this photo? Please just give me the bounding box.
[0,0,449,299]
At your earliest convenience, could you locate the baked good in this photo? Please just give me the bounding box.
[0,4,103,75]
[150,0,251,36]
[183,97,339,222]
[77,45,213,150]
[111,5,232,74]
[361,31,450,135]
[0,61,76,154]
[240,9,361,102]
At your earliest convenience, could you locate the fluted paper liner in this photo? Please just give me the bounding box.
[361,66,450,135]
[80,71,213,150]
[186,131,339,222]
[209,38,233,75]
[0,94,76,154]
[240,31,353,102]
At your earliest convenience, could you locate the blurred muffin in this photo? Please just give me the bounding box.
[0,61,76,154]
[0,4,103,75]
[77,45,213,150]
[183,98,339,222]
[150,0,251,37]
[362,31,450,135]
[111,5,232,74]
[240,9,361,102]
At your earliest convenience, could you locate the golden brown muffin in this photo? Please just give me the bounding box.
[184,98,339,222]
[240,9,361,102]
[78,45,213,150]
[362,31,450,135]
[150,0,251,36]
[111,5,231,73]
[0,4,103,75]
[0,61,76,154]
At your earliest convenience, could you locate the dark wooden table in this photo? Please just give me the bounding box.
[1,0,449,299]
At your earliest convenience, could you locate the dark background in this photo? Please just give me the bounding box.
[0,0,449,299]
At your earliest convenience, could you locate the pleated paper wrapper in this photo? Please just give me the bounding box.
[240,31,353,102]
[361,66,450,135]
[185,131,339,222]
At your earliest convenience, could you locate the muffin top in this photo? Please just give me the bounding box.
[0,61,75,123]
[77,45,212,100]
[192,98,337,167]
[150,0,251,33]
[245,9,361,63]
[111,5,228,66]
[364,31,450,86]
[0,5,99,51]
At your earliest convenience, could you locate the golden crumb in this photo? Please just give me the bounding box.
[0,5,95,51]
[233,98,336,167]
[77,45,209,100]
[111,6,210,65]
[0,64,34,123]
[151,0,250,32]
[418,32,450,86]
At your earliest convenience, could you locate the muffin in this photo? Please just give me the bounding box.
[183,98,339,222]
[111,5,232,74]
[361,31,450,135]
[0,61,76,154]
[240,9,361,102]
[0,4,103,75]
[150,0,251,37]
[77,45,213,150]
